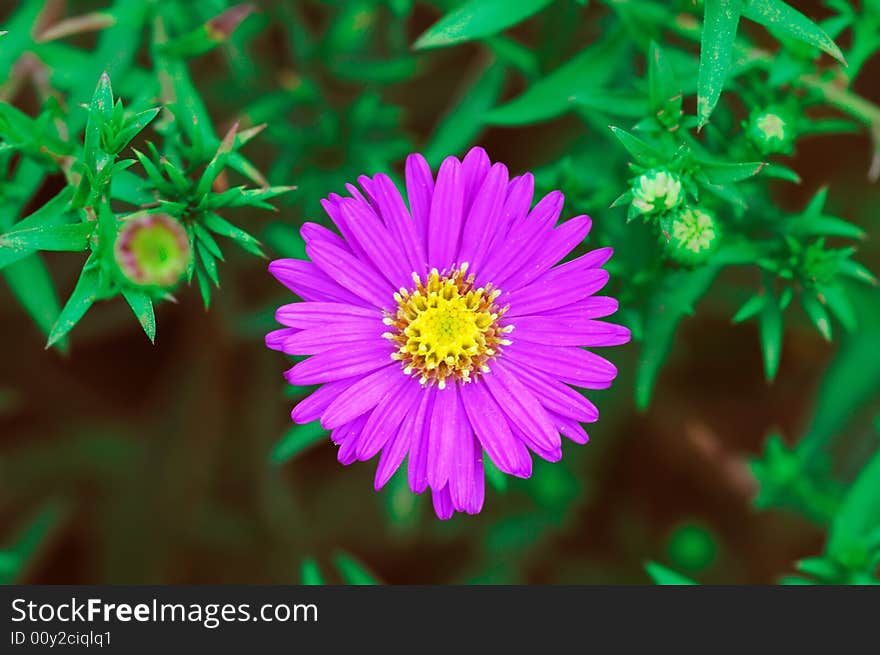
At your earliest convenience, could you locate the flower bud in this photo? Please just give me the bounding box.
[746,107,794,155]
[631,169,683,216]
[114,213,191,288]
[664,206,719,265]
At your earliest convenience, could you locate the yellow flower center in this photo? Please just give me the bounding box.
[384,264,511,389]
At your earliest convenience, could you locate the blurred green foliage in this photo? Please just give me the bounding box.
[1,0,878,584]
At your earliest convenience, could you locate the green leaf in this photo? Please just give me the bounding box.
[2,255,65,347]
[817,283,856,332]
[790,216,865,240]
[608,126,664,166]
[162,4,256,58]
[636,266,720,409]
[85,72,114,164]
[484,456,508,492]
[758,288,783,382]
[0,501,67,585]
[202,212,263,256]
[697,0,743,127]
[645,562,698,585]
[300,557,324,585]
[121,287,156,343]
[700,161,766,184]
[0,222,94,252]
[801,293,832,341]
[827,450,880,564]
[485,36,625,126]
[733,293,766,323]
[648,41,682,126]
[270,421,327,465]
[0,188,77,269]
[414,0,553,50]
[333,552,380,585]
[47,265,100,348]
[798,287,880,460]
[742,0,846,65]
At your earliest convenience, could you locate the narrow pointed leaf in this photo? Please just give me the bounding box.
[645,562,698,585]
[121,287,156,343]
[758,289,783,382]
[2,255,65,345]
[47,266,100,348]
[828,450,880,562]
[414,0,553,50]
[697,0,743,127]
[271,421,327,465]
[300,558,324,585]
[333,552,380,585]
[0,222,94,252]
[743,0,846,65]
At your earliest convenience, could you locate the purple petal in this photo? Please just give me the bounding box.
[374,421,412,491]
[427,386,462,489]
[306,240,393,309]
[449,405,476,513]
[337,197,412,289]
[501,215,592,291]
[506,342,618,388]
[505,268,609,317]
[321,195,372,263]
[405,153,434,244]
[291,378,359,424]
[357,378,421,460]
[511,421,563,462]
[407,388,435,494]
[460,380,532,477]
[551,413,589,444]
[321,364,403,430]
[432,484,454,520]
[275,301,379,329]
[482,361,561,453]
[275,319,386,355]
[467,443,486,515]
[268,259,367,306]
[458,162,509,272]
[427,156,464,269]
[532,296,620,321]
[372,173,428,277]
[286,342,390,386]
[513,317,632,348]
[460,146,491,216]
[481,190,563,288]
[266,327,299,352]
[515,364,599,423]
[300,221,349,252]
[335,415,368,465]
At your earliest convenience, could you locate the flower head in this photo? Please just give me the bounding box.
[746,107,795,155]
[664,206,719,265]
[631,169,682,216]
[267,147,630,519]
[114,213,191,288]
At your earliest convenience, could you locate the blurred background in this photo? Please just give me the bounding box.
[1,0,878,584]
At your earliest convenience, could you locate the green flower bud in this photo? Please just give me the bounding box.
[746,107,795,155]
[631,169,683,216]
[114,213,191,288]
[665,206,719,265]
[801,240,840,287]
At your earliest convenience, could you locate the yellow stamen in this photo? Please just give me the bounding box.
[384,264,510,388]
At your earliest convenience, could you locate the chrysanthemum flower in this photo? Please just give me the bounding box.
[267,147,630,519]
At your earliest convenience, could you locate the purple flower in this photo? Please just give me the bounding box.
[267,147,630,519]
